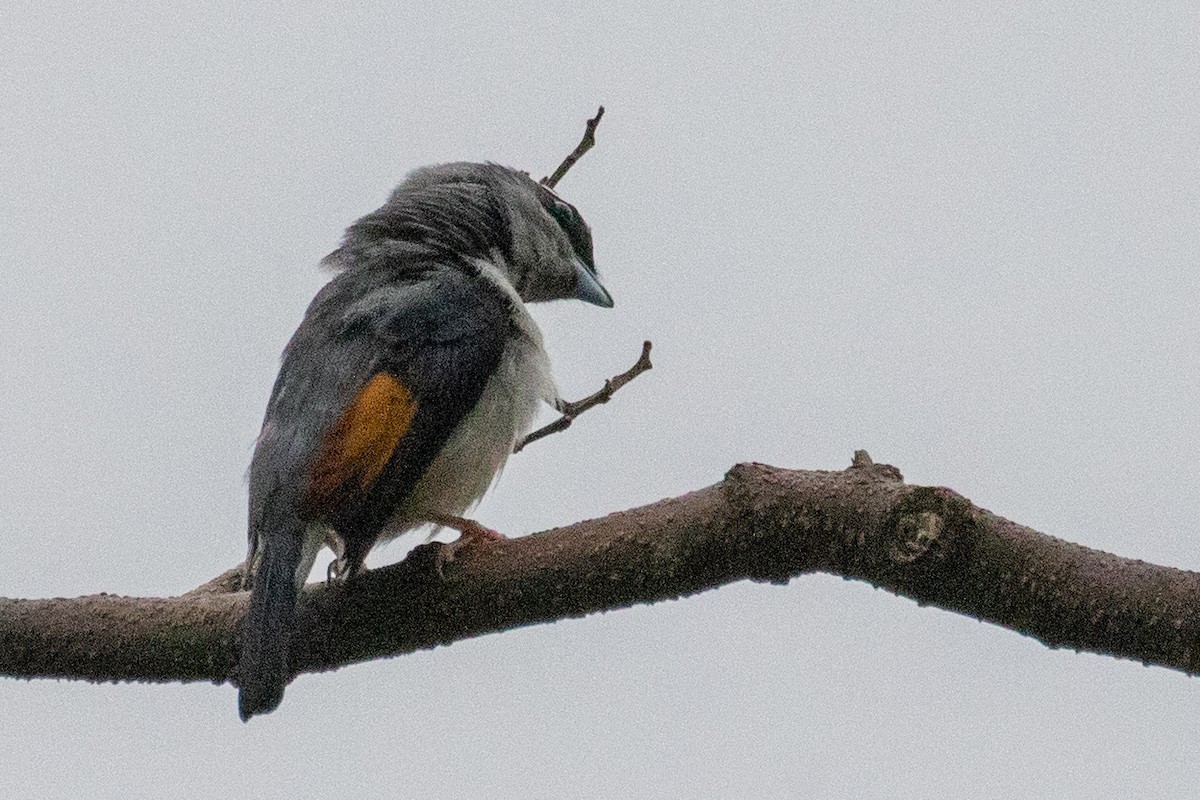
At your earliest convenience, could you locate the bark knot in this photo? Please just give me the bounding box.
[890,511,945,565]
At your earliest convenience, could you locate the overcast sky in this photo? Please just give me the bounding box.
[2,3,1199,798]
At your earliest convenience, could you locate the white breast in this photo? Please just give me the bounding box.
[386,259,556,536]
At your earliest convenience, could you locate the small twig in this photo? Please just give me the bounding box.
[541,106,605,189]
[514,340,652,454]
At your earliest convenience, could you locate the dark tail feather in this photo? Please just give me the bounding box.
[238,531,302,721]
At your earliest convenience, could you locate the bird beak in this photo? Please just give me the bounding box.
[573,257,614,308]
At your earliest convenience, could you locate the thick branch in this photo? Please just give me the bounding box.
[3,453,1200,685]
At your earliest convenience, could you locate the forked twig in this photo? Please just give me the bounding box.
[542,106,605,189]
[514,340,653,453]
[527,108,649,453]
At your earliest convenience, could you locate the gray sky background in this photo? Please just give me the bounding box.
[2,3,1199,798]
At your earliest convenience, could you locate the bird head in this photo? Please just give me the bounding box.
[350,162,613,308]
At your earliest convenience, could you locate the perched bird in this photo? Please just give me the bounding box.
[237,162,613,720]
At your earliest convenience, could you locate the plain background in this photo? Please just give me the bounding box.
[2,3,1198,798]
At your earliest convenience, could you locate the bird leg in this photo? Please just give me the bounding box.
[325,533,370,587]
[429,514,506,575]
[430,513,505,542]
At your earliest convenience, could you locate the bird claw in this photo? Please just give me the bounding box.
[430,516,506,578]
[325,557,366,588]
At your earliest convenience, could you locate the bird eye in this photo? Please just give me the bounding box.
[548,200,576,229]
[540,190,596,269]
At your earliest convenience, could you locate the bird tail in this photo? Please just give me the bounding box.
[238,528,303,721]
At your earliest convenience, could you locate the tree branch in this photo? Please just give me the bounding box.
[514,340,653,453]
[542,106,605,188]
[3,452,1200,686]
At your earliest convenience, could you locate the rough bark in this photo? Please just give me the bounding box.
[3,453,1199,687]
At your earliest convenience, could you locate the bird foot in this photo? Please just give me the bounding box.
[326,557,367,588]
[430,515,506,577]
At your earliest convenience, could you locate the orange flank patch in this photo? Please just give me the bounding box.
[305,373,418,514]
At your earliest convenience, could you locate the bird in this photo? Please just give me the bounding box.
[236,161,613,721]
